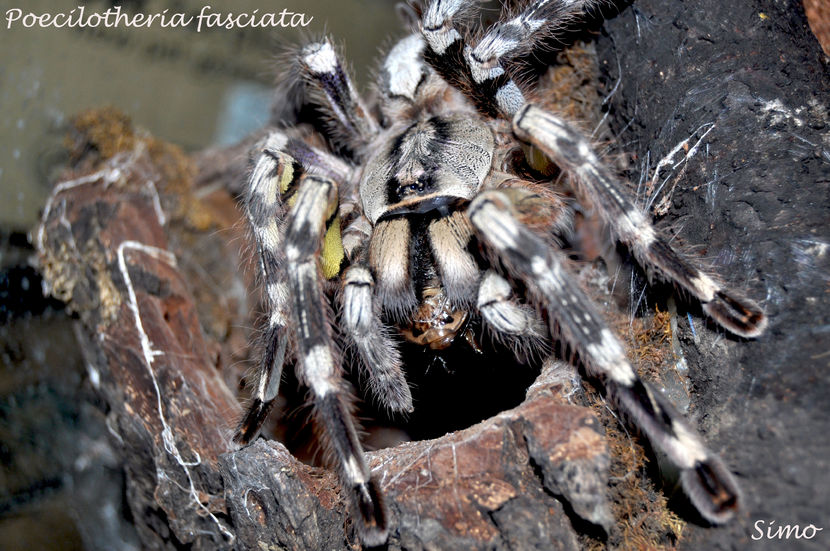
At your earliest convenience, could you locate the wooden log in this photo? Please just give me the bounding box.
[36,116,609,550]
[34,0,830,548]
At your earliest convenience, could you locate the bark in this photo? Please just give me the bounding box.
[597,0,830,549]
[34,0,830,549]
[36,140,609,550]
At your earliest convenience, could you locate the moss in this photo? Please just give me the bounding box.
[64,107,225,233]
[579,305,685,550]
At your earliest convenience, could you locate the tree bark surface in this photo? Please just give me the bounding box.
[35,0,830,549]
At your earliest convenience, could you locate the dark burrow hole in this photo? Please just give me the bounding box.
[270,330,540,465]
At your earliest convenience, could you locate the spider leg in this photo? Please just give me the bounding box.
[273,131,352,183]
[379,31,472,123]
[299,38,379,150]
[235,130,356,443]
[234,133,294,444]
[468,190,742,524]
[465,0,597,116]
[478,269,547,358]
[513,104,767,337]
[420,0,514,117]
[285,173,388,545]
[379,33,429,116]
[470,0,596,66]
[369,218,418,320]
[426,209,480,307]
[420,0,595,117]
[342,265,413,413]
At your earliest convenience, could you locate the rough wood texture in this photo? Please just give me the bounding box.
[34,0,829,549]
[35,140,610,549]
[222,363,610,550]
[598,0,830,549]
[37,149,242,549]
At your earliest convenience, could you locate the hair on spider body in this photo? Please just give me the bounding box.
[233,0,766,545]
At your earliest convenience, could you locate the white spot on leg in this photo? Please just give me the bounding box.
[304,345,337,397]
[690,274,717,302]
[343,269,374,333]
[478,272,534,335]
[345,455,368,484]
[384,34,426,100]
[477,271,512,306]
[586,328,635,385]
[423,27,461,55]
[302,41,338,74]
[667,421,709,468]
[263,132,288,154]
[266,281,288,327]
[256,223,282,253]
[495,80,525,116]
[530,256,549,277]
[267,281,288,306]
[269,309,287,327]
[469,195,521,251]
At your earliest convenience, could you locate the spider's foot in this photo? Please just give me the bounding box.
[703,290,767,338]
[353,477,389,547]
[681,456,742,524]
[232,398,274,446]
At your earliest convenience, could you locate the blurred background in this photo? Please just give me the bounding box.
[0,0,405,229]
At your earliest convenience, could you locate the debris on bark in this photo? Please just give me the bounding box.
[36,109,613,550]
[33,0,830,548]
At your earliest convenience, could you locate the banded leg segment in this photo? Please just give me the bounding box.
[514,104,767,337]
[273,131,352,184]
[421,0,596,117]
[285,175,388,546]
[342,265,414,413]
[467,0,596,78]
[379,33,432,123]
[477,270,547,359]
[465,0,597,116]
[234,133,296,444]
[420,0,517,117]
[299,39,379,150]
[468,190,742,524]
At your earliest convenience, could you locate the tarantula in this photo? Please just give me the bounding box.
[233,0,767,545]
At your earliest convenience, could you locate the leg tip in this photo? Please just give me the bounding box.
[703,290,767,338]
[681,458,742,524]
[233,398,274,447]
[353,478,389,547]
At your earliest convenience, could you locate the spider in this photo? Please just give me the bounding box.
[232,0,767,546]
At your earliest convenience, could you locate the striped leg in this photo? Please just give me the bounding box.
[379,33,429,121]
[513,104,767,337]
[368,218,418,320]
[468,190,742,524]
[465,0,597,116]
[342,266,413,413]
[273,131,352,184]
[421,0,596,117]
[421,0,510,117]
[234,133,295,444]
[299,38,379,150]
[285,175,387,546]
[477,270,547,359]
[470,0,597,62]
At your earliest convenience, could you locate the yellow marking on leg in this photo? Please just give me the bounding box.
[321,215,345,279]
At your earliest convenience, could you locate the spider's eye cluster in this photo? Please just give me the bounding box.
[397,175,431,197]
